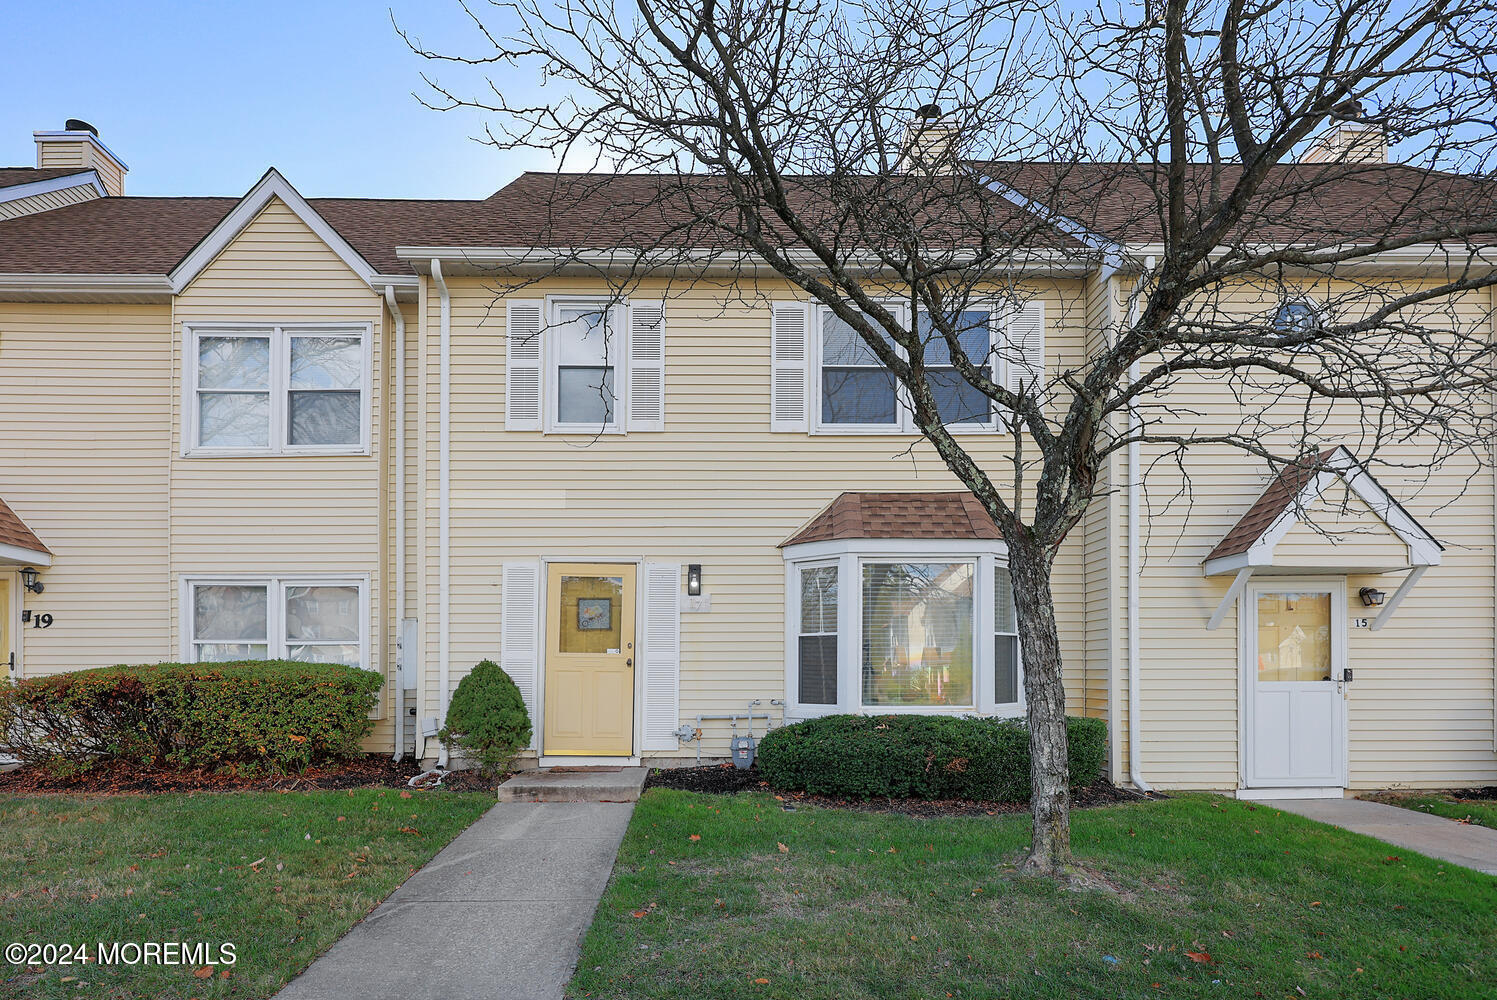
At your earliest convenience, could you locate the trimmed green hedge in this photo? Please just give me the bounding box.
[756,714,1107,801]
[0,660,381,774]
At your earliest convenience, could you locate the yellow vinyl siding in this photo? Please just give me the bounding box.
[1272,483,1411,570]
[34,140,125,197]
[171,196,391,742]
[0,182,101,221]
[0,302,172,674]
[1119,279,1496,790]
[428,276,1092,759]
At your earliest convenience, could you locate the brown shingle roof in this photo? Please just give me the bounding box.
[0,161,1490,279]
[1204,448,1338,562]
[989,161,1497,245]
[0,498,49,557]
[781,491,1002,546]
[0,166,92,189]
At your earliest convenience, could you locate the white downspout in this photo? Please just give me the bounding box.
[431,259,452,768]
[384,285,407,762]
[1127,257,1154,793]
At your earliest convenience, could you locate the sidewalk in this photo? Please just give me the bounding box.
[1256,796,1497,875]
[275,800,635,1000]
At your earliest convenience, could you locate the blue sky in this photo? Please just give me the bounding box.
[0,0,554,199]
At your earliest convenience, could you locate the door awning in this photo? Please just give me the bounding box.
[1201,447,1441,631]
[0,497,51,567]
[1203,447,1441,577]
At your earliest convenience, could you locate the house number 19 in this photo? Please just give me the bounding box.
[30,613,54,629]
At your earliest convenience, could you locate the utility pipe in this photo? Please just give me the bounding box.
[1127,257,1155,793]
[384,285,407,762]
[431,259,452,768]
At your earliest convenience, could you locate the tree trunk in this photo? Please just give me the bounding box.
[1008,538,1071,874]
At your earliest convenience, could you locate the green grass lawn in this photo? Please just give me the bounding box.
[568,790,1497,1000]
[0,790,493,999]
[1364,790,1497,829]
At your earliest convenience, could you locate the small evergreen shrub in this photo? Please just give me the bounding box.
[439,659,533,775]
[756,714,1107,801]
[0,660,381,774]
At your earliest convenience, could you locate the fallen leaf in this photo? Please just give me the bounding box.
[193,966,214,979]
[1184,951,1212,965]
[1307,951,1323,959]
[753,978,770,985]
[777,842,789,853]
[1309,901,1323,907]
[399,791,412,799]
[689,834,701,842]
[631,910,649,918]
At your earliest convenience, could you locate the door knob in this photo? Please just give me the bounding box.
[626,658,633,667]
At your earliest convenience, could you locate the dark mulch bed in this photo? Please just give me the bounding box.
[1447,786,1497,802]
[645,762,1157,817]
[0,754,498,794]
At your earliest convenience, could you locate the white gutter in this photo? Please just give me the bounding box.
[1127,256,1155,793]
[384,285,407,762]
[395,245,1092,277]
[0,169,105,203]
[0,273,173,302]
[431,259,452,768]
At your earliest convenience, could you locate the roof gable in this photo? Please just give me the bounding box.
[169,169,381,293]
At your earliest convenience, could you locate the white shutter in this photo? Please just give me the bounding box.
[640,561,682,751]
[506,299,544,430]
[500,559,542,749]
[1004,299,1045,397]
[627,301,666,431]
[770,302,810,432]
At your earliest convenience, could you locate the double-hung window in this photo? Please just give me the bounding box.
[796,564,840,705]
[920,309,997,428]
[819,307,902,429]
[551,300,620,429]
[993,564,1021,706]
[188,324,370,455]
[187,576,369,669]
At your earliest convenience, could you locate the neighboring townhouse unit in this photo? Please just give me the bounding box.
[2,120,1495,795]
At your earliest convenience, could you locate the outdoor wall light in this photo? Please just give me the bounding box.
[1359,587,1385,607]
[19,567,43,594]
[687,564,703,597]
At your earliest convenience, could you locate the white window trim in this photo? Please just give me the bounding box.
[809,301,1006,435]
[543,296,628,435]
[183,322,373,457]
[783,539,1023,720]
[180,574,372,672]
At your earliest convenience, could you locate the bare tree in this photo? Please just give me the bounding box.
[402,0,1497,874]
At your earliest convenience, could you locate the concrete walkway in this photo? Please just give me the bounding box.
[275,800,635,1000]
[1256,796,1497,875]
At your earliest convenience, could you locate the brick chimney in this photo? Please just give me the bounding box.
[33,119,128,196]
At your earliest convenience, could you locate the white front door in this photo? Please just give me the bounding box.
[1243,580,1347,788]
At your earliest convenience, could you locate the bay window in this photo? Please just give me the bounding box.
[187,324,371,455]
[186,576,369,669]
[784,543,1022,717]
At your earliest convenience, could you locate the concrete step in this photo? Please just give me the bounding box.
[497,766,649,803]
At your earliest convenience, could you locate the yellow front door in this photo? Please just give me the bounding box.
[1,575,12,679]
[544,563,635,755]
